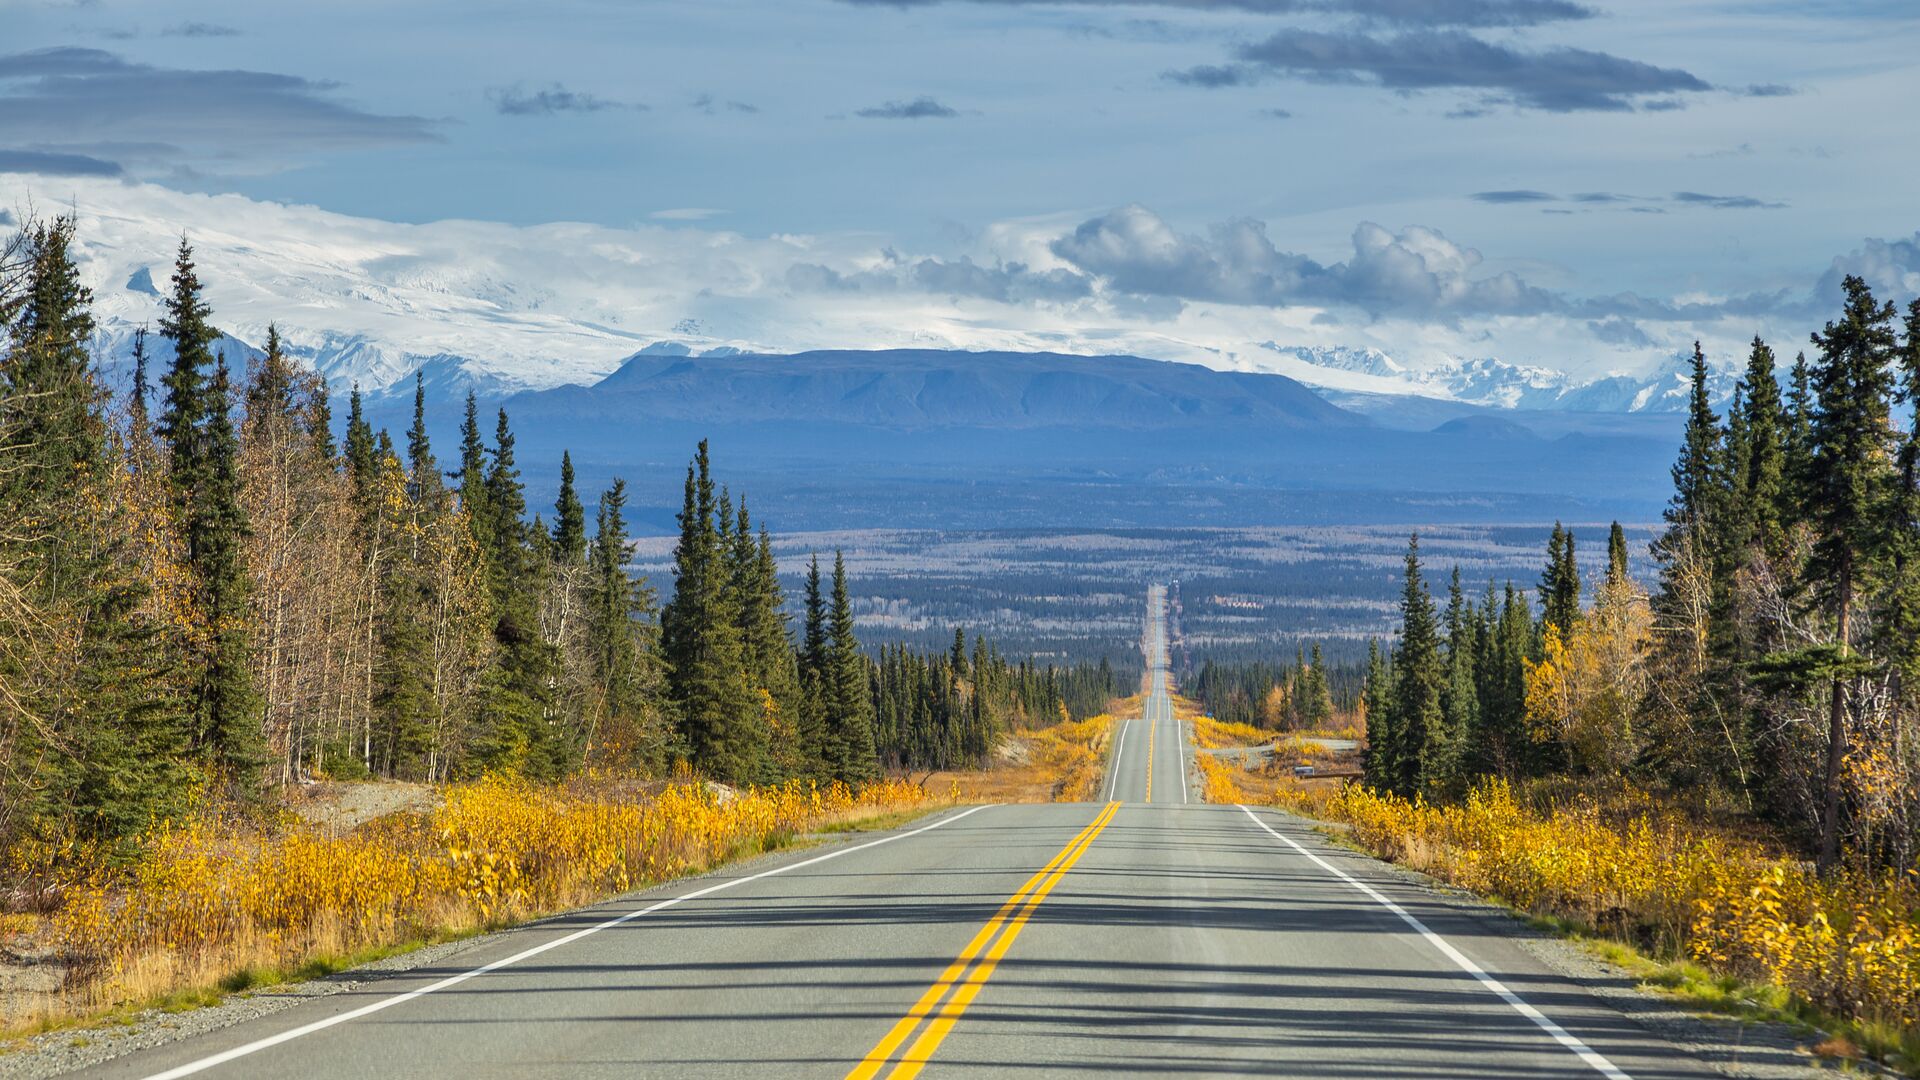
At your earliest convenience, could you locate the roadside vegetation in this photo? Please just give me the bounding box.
[3,776,926,1038]
[0,217,1122,1041]
[1209,276,1920,1075]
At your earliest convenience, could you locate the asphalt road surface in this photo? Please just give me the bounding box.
[78,588,1733,1080]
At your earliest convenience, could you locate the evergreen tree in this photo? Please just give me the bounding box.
[158,239,262,786]
[1388,536,1446,797]
[1667,342,1725,533]
[1784,351,1815,516]
[127,324,157,471]
[1539,524,1581,634]
[344,387,376,516]
[0,216,187,840]
[660,441,761,782]
[1437,567,1476,792]
[797,554,831,773]
[552,450,586,565]
[1736,337,1788,557]
[822,552,878,782]
[1607,522,1630,589]
[585,478,665,767]
[1804,275,1900,870]
[1361,639,1395,787]
[450,392,492,549]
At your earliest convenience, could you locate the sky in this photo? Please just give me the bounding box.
[3,0,1917,381]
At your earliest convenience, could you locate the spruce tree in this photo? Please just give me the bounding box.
[1784,352,1815,517]
[586,478,665,767]
[1890,300,1920,699]
[552,450,586,565]
[451,392,493,551]
[1805,275,1899,870]
[157,239,262,787]
[1730,337,1788,559]
[1539,524,1581,634]
[1667,342,1725,532]
[1389,536,1445,797]
[824,551,878,783]
[1607,522,1630,589]
[660,441,761,782]
[344,387,376,517]
[1,217,188,839]
[1437,568,1476,792]
[1361,639,1395,788]
[797,554,831,774]
[471,408,564,776]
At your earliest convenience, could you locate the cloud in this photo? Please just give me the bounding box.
[854,96,960,119]
[1815,231,1920,310]
[840,0,1595,29]
[651,207,727,221]
[1047,203,1560,317]
[1472,189,1785,211]
[1672,191,1786,210]
[0,147,123,176]
[1587,315,1654,348]
[488,83,636,116]
[1181,28,1711,112]
[690,93,759,115]
[1743,83,1795,97]
[1166,65,1251,88]
[0,47,439,177]
[1470,189,1555,203]
[161,22,239,37]
[1256,107,1293,119]
[788,252,1094,304]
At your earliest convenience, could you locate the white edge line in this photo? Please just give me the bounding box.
[1105,715,1131,802]
[1176,698,1188,805]
[138,803,994,1080]
[1235,804,1633,1080]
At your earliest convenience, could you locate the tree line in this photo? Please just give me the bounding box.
[0,218,1108,851]
[872,632,1121,771]
[1364,275,1920,872]
[1187,647,1358,730]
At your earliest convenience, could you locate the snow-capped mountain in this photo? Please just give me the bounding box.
[1254,344,1738,414]
[12,174,1737,416]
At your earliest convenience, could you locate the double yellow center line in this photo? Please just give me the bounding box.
[846,802,1120,1080]
[1144,709,1156,803]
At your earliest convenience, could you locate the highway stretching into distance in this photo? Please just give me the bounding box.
[81,587,1738,1080]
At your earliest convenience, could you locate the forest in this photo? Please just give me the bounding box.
[1362,275,1920,872]
[0,217,1111,854]
[1187,648,1361,731]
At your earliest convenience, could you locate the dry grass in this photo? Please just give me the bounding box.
[3,775,929,1040]
[923,706,1126,804]
[1192,715,1271,750]
[1240,775,1920,1076]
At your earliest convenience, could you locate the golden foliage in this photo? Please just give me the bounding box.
[1252,777,1919,1050]
[47,776,927,1011]
[1192,715,1269,750]
[1027,713,1113,801]
[1523,576,1651,773]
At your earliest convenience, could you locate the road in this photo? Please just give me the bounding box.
[1105,584,1188,805]
[76,588,1739,1080]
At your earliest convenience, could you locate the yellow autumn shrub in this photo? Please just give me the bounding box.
[1028,713,1113,801]
[46,776,928,1010]
[1251,776,1919,1051]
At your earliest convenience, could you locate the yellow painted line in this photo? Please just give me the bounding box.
[846,803,1119,1080]
[1144,705,1155,803]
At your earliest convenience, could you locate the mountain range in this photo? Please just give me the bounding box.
[36,175,1735,428]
